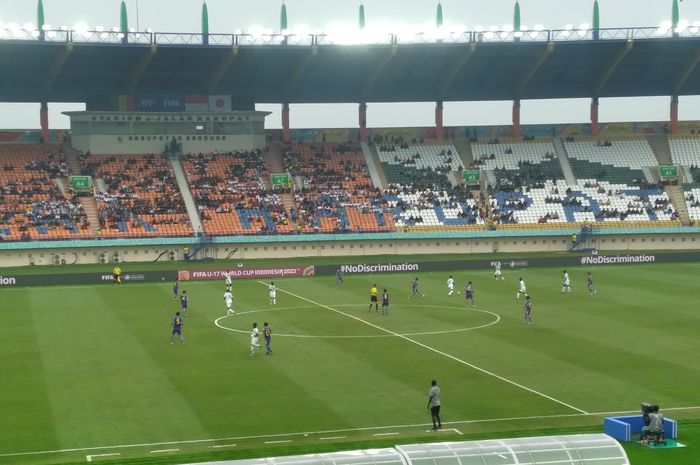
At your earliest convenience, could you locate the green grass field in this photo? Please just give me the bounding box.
[2,261,699,465]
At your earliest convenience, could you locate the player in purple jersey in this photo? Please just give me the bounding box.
[172,279,179,299]
[408,277,424,298]
[263,322,272,355]
[464,281,476,307]
[587,272,597,295]
[170,312,184,344]
[180,290,189,317]
[523,295,533,324]
[381,289,390,315]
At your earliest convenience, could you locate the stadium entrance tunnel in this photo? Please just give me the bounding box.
[177,434,629,465]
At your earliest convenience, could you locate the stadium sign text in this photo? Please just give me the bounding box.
[179,266,314,281]
[339,263,419,274]
[0,276,17,286]
[580,254,655,265]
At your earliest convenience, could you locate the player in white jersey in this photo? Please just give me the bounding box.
[250,322,261,356]
[224,290,234,316]
[447,275,455,296]
[494,262,504,280]
[269,281,277,305]
[516,277,527,299]
[224,271,232,292]
[561,270,571,293]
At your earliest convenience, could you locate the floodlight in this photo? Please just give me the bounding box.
[248,25,264,40]
[95,26,104,32]
[23,22,36,31]
[42,23,52,31]
[579,23,590,31]
[292,25,310,37]
[474,25,484,32]
[564,24,574,31]
[145,27,153,33]
[128,26,135,33]
[59,25,69,31]
[46,30,57,39]
[534,24,545,31]
[658,20,672,35]
[676,19,689,33]
[234,29,243,35]
[74,22,90,36]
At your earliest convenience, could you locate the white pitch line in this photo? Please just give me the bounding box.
[86,453,120,462]
[215,305,500,338]
[451,428,463,435]
[210,444,237,449]
[150,448,179,453]
[257,281,588,415]
[373,432,399,437]
[320,436,347,441]
[265,440,292,444]
[3,406,699,459]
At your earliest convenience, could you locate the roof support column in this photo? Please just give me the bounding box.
[670,95,679,135]
[282,103,291,143]
[40,101,49,144]
[435,101,444,140]
[512,99,522,139]
[359,103,368,142]
[590,97,600,136]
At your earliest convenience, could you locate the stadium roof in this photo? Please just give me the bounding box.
[1,28,700,104]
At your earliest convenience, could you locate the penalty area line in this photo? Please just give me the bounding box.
[257,281,588,415]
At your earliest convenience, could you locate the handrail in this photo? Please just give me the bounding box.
[0,26,699,46]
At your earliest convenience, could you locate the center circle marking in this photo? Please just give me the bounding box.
[214,304,500,338]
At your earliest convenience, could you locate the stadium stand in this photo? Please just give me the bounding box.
[80,153,192,238]
[0,144,92,241]
[669,136,700,167]
[284,142,394,233]
[384,185,486,231]
[685,188,700,221]
[181,150,284,235]
[490,179,677,225]
[471,139,564,191]
[374,137,462,187]
[563,136,656,185]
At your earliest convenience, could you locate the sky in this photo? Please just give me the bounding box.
[1,0,700,129]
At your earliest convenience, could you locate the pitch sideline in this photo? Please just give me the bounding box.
[2,407,699,459]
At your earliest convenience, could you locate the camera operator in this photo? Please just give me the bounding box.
[640,405,663,443]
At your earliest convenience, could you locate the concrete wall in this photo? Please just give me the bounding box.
[1,233,699,267]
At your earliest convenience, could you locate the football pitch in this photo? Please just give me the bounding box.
[2,261,700,465]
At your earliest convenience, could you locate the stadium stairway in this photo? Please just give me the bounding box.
[170,157,204,235]
[263,142,286,189]
[63,144,83,175]
[647,134,674,166]
[362,142,389,189]
[454,138,475,169]
[78,196,100,236]
[280,193,296,213]
[665,185,692,226]
[553,137,578,185]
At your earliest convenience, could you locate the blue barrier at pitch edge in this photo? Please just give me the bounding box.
[604,415,678,442]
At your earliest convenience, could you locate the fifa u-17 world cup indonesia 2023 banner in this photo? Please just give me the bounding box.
[177,266,315,281]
